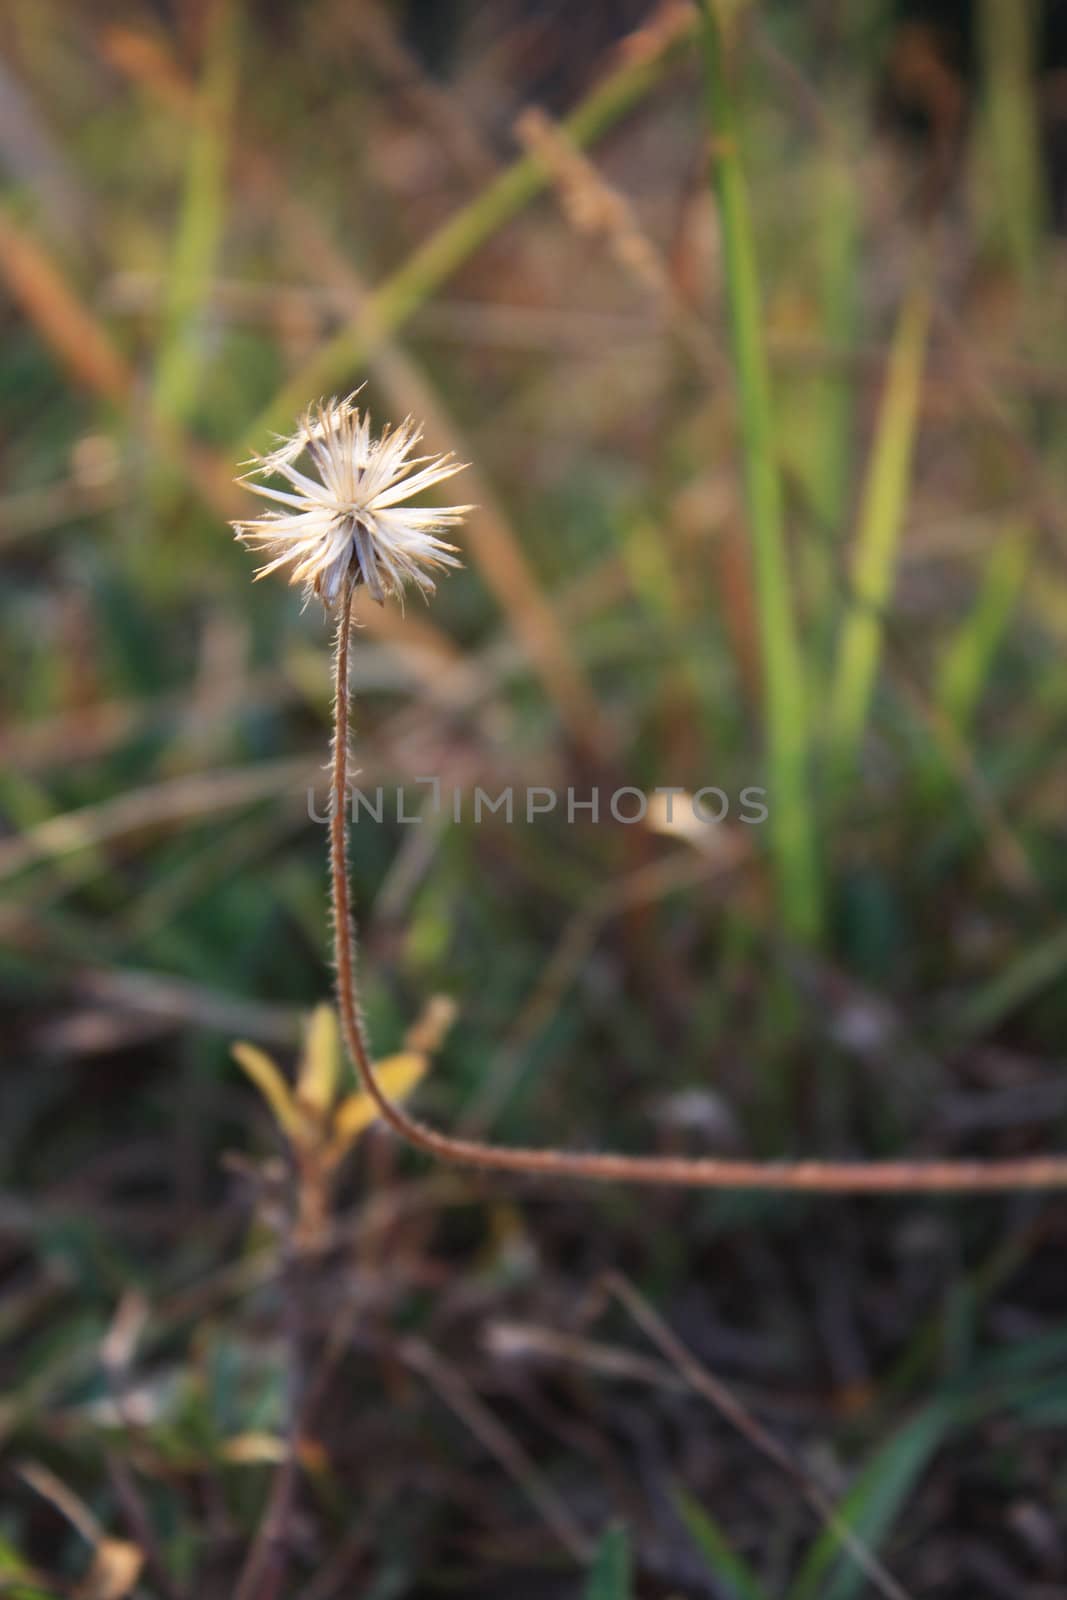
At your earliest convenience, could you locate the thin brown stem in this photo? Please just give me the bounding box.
[400,1337,592,1563]
[330,583,1067,1193]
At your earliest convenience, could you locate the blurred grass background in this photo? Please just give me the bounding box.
[2,0,1067,1594]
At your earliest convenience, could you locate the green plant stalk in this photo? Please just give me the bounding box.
[697,0,821,942]
[806,157,859,684]
[813,162,859,535]
[936,520,1031,737]
[154,0,238,422]
[980,0,1044,277]
[252,13,693,439]
[827,285,930,795]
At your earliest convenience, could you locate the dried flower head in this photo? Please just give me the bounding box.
[233,392,470,607]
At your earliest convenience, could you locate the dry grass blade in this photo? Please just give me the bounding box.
[485,1320,686,1393]
[0,205,131,401]
[0,199,237,521]
[603,1273,914,1600]
[514,106,720,381]
[68,966,303,1048]
[336,0,498,184]
[249,2,695,438]
[16,1464,144,1600]
[0,756,315,884]
[401,1336,593,1564]
[366,352,611,759]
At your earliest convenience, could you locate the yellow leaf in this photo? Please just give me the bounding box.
[330,1052,428,1152]
[404,994,458,1055]
[219,1431,287,1465]
[296,1003,341,1116]
[76,1540,143,1600]
[231,1042,301,1137]
[219,1432,329,1473]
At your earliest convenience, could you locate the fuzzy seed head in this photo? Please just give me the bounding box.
[233,392,470,608]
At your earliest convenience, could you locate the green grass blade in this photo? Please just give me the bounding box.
[784,150,860,700]
[811,161,860,541]
[827,284,930,796]
[153,0,239,423]
[676,1485,770,1600]
[980,0,1045,275]
[788,1404,950,1600]
[936,521,1031,737]
[805,158,860,687]
[697,0,821,942]
[792,1323,1067,1600]
[0,1535,56,1600]
[583,1525,632,1600]
[945,923,1067,1045]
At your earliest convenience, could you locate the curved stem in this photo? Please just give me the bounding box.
[330,584,1067,1194]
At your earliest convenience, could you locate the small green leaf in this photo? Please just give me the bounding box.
[583,1524,632,1600]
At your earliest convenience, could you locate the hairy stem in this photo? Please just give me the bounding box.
[330,584,1067,1193]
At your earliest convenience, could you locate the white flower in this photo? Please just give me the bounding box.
[233,392,470,607]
